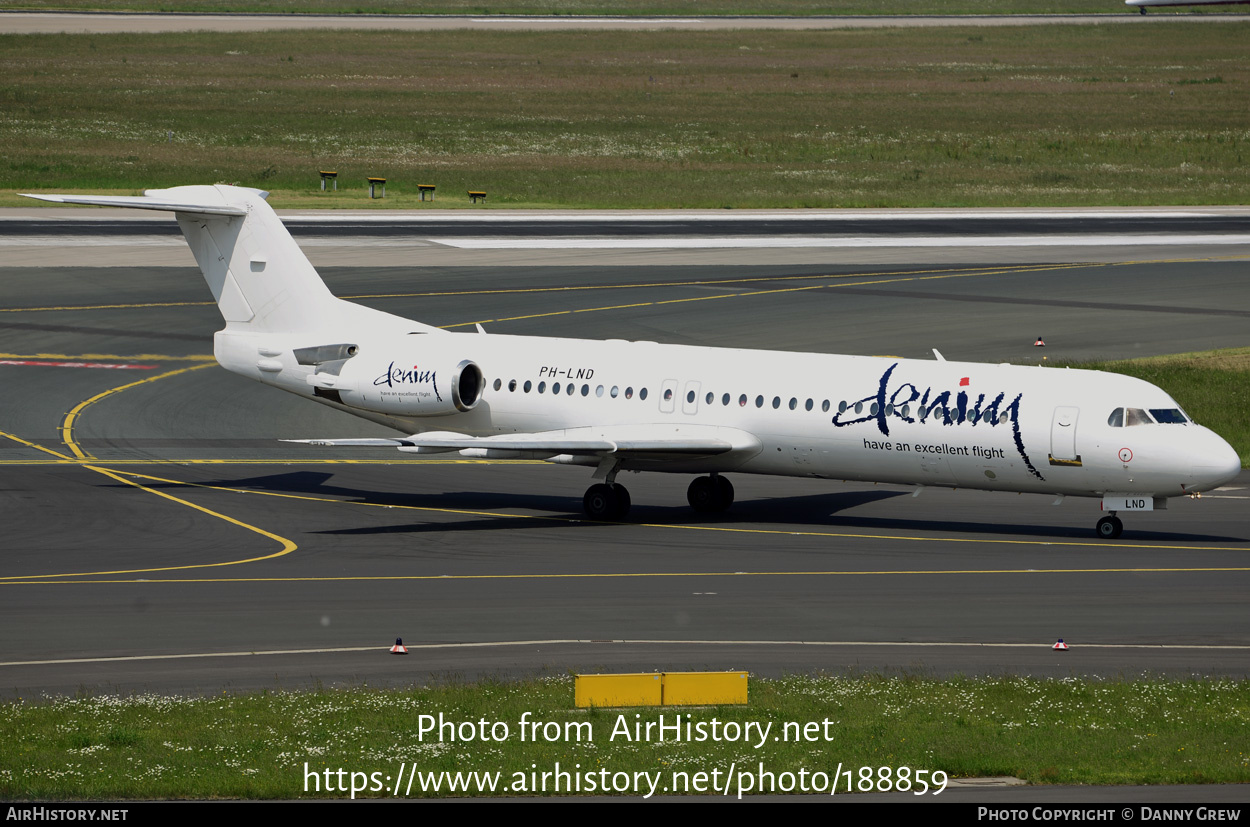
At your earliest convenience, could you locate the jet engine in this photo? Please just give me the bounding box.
[307,349,484,417]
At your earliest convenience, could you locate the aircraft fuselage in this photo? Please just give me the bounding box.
[216,327,1239,502]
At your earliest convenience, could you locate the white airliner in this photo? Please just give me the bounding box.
[1126,0,1250,12]
[25,185,1241,539]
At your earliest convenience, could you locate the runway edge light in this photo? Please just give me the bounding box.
[390,637,408,655]
[1053,639,1069,651]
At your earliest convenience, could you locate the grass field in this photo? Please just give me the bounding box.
[4,24,1249,208]
[10,1,1246,17]
[3,674,1249,798]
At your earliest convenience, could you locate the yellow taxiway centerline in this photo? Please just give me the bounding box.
[0,431,298,580]
[3,256,1243,587]
[59,363,217,460]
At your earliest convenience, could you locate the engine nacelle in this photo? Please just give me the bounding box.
[312,352,484,417]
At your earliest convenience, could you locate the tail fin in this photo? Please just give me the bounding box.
[23,185,435,337]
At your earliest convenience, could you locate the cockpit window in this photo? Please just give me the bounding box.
[1109,407,1189,427]
[1149,408,1189,424]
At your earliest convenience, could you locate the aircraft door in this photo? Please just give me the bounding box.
[682,380,701,415]
[659,378,679,414]
[1051,406,1080,463]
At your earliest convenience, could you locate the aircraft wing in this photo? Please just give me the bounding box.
[287,425,761,462]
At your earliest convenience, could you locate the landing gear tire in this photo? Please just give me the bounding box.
[688,475,734,513]
[583,483,631,520]
[1096,515,1123,539]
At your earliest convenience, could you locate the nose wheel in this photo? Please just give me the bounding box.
[583,483,631,520]
[1096,514,1123,539]
[687,475,735,513]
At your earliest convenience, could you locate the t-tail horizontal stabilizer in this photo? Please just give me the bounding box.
[21,185,440,339]
[21,191,257,217]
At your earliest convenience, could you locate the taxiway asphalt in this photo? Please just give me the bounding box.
[0,215,1247,697]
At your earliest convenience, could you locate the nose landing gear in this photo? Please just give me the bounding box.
[1096,513,1124,539]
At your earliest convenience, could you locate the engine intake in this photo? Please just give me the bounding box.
[450,360,484,412]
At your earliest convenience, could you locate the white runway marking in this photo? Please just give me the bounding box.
[0,360,157,370]
[281,209,1244,222]
[14,232,1249,251]
[0,236,185,247]
[444,234,1250,250]
[470,17,703,23]
[6,638,1250,668]
[3,12,1246,35]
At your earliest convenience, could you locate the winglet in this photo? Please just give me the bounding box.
[932,348,946,362]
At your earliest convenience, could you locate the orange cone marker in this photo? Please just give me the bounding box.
[1052,638,1068,651]
[1034,336,1046,347]
[390,637,408,655]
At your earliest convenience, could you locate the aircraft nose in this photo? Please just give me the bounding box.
[1191,430,1242,491]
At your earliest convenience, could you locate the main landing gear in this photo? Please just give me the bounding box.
[580,474,736,520]
[687,474,735,513]
[1096,513,1124,540]
[583,482,631,520]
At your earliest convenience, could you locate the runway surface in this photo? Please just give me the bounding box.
[6,209,1250,238]
[0,212,1248,698]
[4,11,1248,35]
